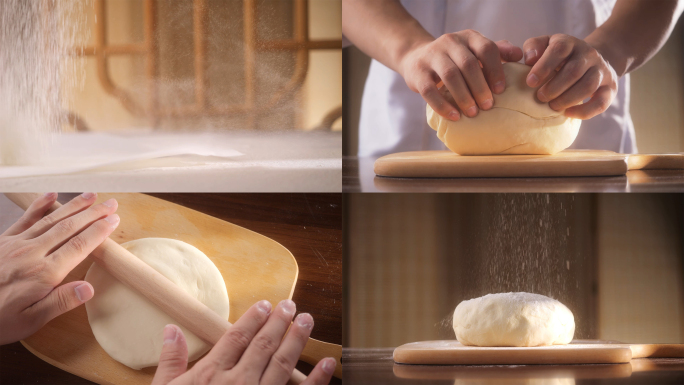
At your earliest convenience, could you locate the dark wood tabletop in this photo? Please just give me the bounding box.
[0,193,342,385]
[343,348,684,385]
[344,156,684,193]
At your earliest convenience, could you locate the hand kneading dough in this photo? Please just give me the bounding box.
[85,238,230,369]
[453,292,574,347]
[427,62,581,155]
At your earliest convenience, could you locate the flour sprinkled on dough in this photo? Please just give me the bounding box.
[453,292,575,347]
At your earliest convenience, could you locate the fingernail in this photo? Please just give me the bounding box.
[296,313,314,330]
[448,111,460,121]
[525,49,538,63]
[481,99,493,110]
[281,299,296,315]
[493,81,505,94]
[43,192,57,199]
[104,214,120,225]
[527,73,539,87]
[163,325,178,345]
[101,198,116,208]
[81,192,96,199]
[466,105,478,117]
[74,283,93,302]
[322,358,336,375]
[257,300,272,314]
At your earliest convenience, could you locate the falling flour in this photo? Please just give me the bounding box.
[0,0,86,166]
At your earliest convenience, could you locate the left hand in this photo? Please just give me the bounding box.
[523,34,618,120]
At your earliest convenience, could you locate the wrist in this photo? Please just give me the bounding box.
[393,20,434,76]
[585,29,628,77]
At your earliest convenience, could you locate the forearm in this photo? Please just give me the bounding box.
[585,0,684,77]
[342,0,434,73]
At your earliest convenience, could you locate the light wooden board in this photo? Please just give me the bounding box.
[393,340,684,366]
[20,193,299,385]
[393,341,634,365]
[375,150,629,178]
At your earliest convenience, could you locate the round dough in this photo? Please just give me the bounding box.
[85,238,230,369]
[427,62,581,155]
[453,292,574,347]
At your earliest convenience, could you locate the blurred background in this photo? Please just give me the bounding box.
[342,16,684,155]
[66,0,341,132]
[343,193,684,347]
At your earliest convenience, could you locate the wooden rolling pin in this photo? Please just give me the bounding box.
[6,193,317,384]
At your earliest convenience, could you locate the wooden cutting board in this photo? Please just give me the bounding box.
[374,150,684,178]
[393,340,684,365]
[19,193,301,384]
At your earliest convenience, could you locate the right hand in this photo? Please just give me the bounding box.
[398,30,523,120]
[152,300,336,385]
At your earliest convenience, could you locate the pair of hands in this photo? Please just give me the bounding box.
[399,30,617,121]
[0,193,334,385]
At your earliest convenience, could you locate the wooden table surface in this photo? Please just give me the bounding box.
[343,348,684,384]
[0,193,342,385]
[344,156,684,193]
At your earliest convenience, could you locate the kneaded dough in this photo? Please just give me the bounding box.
[85,238,230,369]
[453,292,574,347]
[427,62,581,155]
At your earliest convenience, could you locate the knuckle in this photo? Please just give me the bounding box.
[459,56,479,72]
[550,40,570,55]
[38,215,56,228]
[67,235,88,254]
[55,219,76,234]
[271,352,295,375]
[55,288,72,312]
[417,82,434,96]
[479,41,498,57]
[225,328,252,350]
[566,62,584,79]
[441,65,460,81]
[252,333,278,352]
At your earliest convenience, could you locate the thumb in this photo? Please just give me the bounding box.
[495,40,523,63]
[29,281,94,325]
[152,325,189,385]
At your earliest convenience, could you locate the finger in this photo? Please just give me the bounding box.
[22,193,98,239]
[301,358,336,385]
[527,35,574,88]
[495,40,523,63]
[416,73,461,121]
[2,193,58,236]
[208,300,272,370]
[236,299,296,380]
[522,35,550,66]
[260,313,314,385]
[48,214,120,280]
[37,198,118,253]
[24,280,94,327]
[433,57,476,117]
[152,325,189,385]
[537,53,594,102]
[468,34,506,95]
[548,66,603,111]
[564,85,614,120]
[451,46,491,113]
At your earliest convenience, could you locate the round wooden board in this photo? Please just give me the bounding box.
[21,193,299,385]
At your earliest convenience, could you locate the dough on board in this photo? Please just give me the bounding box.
[85,238,230,370]
[427,62,581,155]
[453,292,575,347]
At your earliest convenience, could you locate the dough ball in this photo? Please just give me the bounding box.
[453,292,574,347]
[85,238,230,369]
[427,62,581,155]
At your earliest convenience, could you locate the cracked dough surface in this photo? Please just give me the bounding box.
[453,292,575,347]
[427,62,581,155]
[85,238,230,369]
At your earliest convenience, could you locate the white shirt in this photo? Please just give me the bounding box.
[358,0,637,157]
